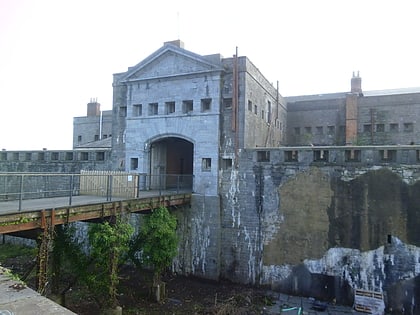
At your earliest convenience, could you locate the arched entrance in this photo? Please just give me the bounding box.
[149,137,193,190]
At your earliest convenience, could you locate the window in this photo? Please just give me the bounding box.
[294,127,301,135]
[313,150,329,162]
[380,149,396,162]
[345,149,361,162]
[223,98,232,110]
[133,104,142,116]
[103,134,108,139]
[201,98,211,112]
[77,135,82,142]
[65,152,74,161]
[202,158,211,171]
[25,152,32,161]
[254,104,258,115]
[261,110,265,120]
[248,100,252,111]
[305,127,312,134]
[80,152,89,161]
[327,126,335,134]
[38,152,45,161]
[96,152,105,161]
[94,135,99,141]
[376,124,385,132]
[130,158,138,170]
[165,101,175,114]
[285,150,298,162]
[12,152,19,160]
[257,151,270,162]
[221,158,233,170]
[0,152,6,161]
[316,126,323,135]
[182,100,193,113]
[363,124,372,133]
[51,152,59,160]
[149,103,158,115]
[404,122,414,132]
[390,123,399,132]
[119,106,127,117]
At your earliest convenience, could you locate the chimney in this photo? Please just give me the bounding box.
[351,71,362,94]
[164,39,185,49]
[87,98,100,116]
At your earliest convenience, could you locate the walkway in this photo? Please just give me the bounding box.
[0,267,75,315]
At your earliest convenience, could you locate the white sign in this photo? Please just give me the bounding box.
[354,289,385,315]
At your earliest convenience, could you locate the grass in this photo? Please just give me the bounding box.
[0,243,37,262]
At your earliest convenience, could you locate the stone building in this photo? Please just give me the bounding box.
[68,41,420,309]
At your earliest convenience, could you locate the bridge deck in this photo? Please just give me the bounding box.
[0,190,192,234]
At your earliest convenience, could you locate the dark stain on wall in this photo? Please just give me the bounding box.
[329,168,420,251]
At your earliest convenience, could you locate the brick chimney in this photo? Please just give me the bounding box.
[351,71,362,94]
[87,98,100,117]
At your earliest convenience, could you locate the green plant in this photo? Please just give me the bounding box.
[86,219,134,308]
[129,206,178,286]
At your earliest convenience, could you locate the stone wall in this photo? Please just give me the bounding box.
[215,146,420,309]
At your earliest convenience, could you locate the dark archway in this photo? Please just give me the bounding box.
[150,137,193,189]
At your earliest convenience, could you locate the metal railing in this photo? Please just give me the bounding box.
[0,172,193,211]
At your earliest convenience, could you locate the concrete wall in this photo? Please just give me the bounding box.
[214,146,420,308]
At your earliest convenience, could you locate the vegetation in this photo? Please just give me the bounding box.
[86,219,134,309]
[129,206,178,297]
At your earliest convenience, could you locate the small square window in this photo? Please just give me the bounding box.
[13,152,19,160]
[65,152,74,161]
[390,123,399,132]
[130,158,138,170]
[38,152,45,161]
[223,98,232,110]
[345,149,361,162]
[77,135,82,142]
[25,152,32,161]
[94,135,99,141]
[96,152,105,161]
[285,150,298,162]
[305,127,312,134]
[222,158,233,170]
[294,127,301,135]
[119,106,127,117]
[165,101,175,114]
[257,151,270,162]
[182,100,193,113]
[404,123,414,132]
[51,152,59,160]
[149,103,158,115]
[316,126,323,135]
[0,152,7,161]
[202,158,211,171]
[133,104,143,116]
[80,152,89,161]
[363,124,372,133]
[327,126,335,134]
[201,98,211,112]
[376,124,385,132]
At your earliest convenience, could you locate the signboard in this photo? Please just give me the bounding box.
[354,289,385,315]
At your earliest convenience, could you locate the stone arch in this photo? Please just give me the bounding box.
[146,134,194,190]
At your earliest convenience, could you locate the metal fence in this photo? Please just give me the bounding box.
[0,171,193,210]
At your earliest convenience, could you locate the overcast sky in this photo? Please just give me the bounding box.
[1,0,419,150]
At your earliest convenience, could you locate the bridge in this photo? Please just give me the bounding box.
[0,171,192,309]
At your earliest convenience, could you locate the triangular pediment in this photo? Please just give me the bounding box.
[122,45,222,82]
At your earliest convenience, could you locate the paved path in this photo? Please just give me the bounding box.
[0,267,75,315]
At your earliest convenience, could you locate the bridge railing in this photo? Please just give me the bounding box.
[0,172,193,211]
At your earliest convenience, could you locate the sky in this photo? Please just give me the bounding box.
[1,0,419,150]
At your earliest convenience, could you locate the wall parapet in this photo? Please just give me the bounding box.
[249,145,420,166]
